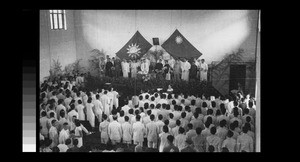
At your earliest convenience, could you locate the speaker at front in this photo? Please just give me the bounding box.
[153,38,159,45]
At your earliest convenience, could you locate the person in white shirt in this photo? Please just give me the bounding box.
[146,114,160,148]
[86,97,95,130]
[67,104,79,123]
[100,90,111,117]
[49,119,59,148]
[121,59,130,78]
[199,59,208,82]
[155,114,165,134]
[206,126,222,152]
[108,115,122,145]
[56,99,66,120]
[121,116,133,145]
[159,125,171,152]
[93,94,103,123]
[57,138,71,152]
[99,114,109,144]
[142,109,152,127]
[40,111,50,139]
[186,123,197,141]
[117,110,126,124]
[216,119,228,143]
[59,122,70,144]
[181,59,191,81]
[237,126,254,152]
[121,100,131,116]
[76,100,85,121]
[132,115,145,147]
[64,93,72,111]
[174,127,188,152]
[222,130,236,152]
[74,119,83,148]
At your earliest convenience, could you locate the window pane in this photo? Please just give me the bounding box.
[49,10,52,13]
[58,10,62,13]
[64,12,67,30]
[53,10,57,13]
[53,14,58,29]
[50,14,53,29]
[58,14,62,29]
[63,10,66,14]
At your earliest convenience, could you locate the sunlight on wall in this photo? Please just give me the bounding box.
[80,10,252,64]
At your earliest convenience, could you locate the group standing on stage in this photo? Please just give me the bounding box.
[103,55,208,82]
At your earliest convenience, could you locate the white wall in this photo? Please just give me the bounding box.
[40,10,259,81]
[40,10,77,82]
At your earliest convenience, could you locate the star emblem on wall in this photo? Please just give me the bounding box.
[175,36,183,44]
[127,43,141,58]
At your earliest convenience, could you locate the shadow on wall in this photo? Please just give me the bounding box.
[74,10,95,74]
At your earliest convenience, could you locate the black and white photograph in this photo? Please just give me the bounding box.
[38,10,260,153]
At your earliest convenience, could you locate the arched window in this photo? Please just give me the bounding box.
[49,10,67,30]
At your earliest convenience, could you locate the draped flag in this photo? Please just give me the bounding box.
[116,31,152,60]
[161,29,202,60]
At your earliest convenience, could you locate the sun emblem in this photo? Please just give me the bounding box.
[127,43,141,58]
[175,36,183,44]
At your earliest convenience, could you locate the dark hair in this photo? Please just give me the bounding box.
[242,125,248,133]
[210,126,217,135]
[227,130,233,138]
[172,100,176,105]
[187,123,193,129]
[221,147,229,152]
[150,104,155,109]
[220,119,227,127]
[128,108,134,114]
[41,111,47,117]
[246,116,251,123]
[113,115,118,121]
[181,112,186,118]
[102,114,108,120]
[176,119,181,126]
[158,114,163,120]
[64,138,71,145]
[202,102,207,108]
[211,101,216,108]
[78,99,82,104]
[136,115,141,121]
[134,109,140,115]
[208,145,215,152]
[167,135,175,143]
[205,120,211,128]
[139,95,143,100]
[124,116,129,122]
[229,123,236,130]
[60,110,65,118]
[164,119,169,125]
[243,108,249,115]
[73,138,79,146]
[196,127,202,135]
[169,113,174,119]
[150,114,155,121]
[179,127,185,134]
[207,109,213,115]
[51,119,57,125]
[191,100,196,105]
[163,125,169,133]
[144,103,149,109]
[248,101,253,108]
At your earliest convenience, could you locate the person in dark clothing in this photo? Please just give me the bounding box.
[163,135,179,152]
[189,61,198,81]
[105,58,113,77]
[155,59,164,80]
